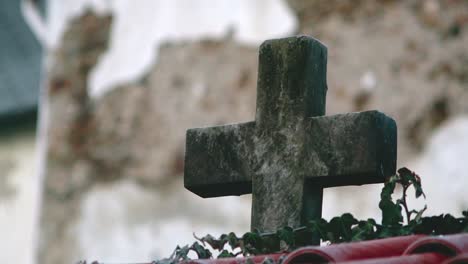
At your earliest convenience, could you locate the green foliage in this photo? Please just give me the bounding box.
[155,167,468,263]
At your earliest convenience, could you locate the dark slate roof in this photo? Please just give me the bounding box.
[0,0,44,119]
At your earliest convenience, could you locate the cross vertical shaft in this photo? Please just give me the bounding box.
[255,37,327,129]
[252,36,328,231]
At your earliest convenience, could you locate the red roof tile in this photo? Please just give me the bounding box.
[339,253,448,264]
[444,253,468,264]
[282,235,424,263]
[179,233,468,264]
[85,233,468,264]
[404,233,468,256]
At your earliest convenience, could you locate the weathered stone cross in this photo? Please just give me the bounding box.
[184,36,397,232]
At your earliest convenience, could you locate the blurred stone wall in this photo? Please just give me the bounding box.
[40,12,113,263]
[288,0,468,158]
[40,1,468,263]
[41,10,258,263]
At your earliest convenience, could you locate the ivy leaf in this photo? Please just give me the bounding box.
[439,214,463,234]
[413,206,427,222]
[242,231,261,245]
[307,218,328,242]
[261,232,280,253]
[326,214,358,243]
[398,167,412,186]
[217,250,234,258]
[413,179,425,199]
[412,214,467,235]
[172,245,190,261]
[379,198,403,226]
[242,231,262,255]
[191,242,212,259]
[352,219,377,241]
[377,225,407,238]
[194,234,227,251]
[326,218,341,242]
[381,177,396,200]
[398,167,425,198]
[413,215,440,234]
[340,213,359,241]
[294,227,315,247]
[227,232,240,249]
[276,226,294,251]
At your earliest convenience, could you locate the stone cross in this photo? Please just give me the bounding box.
[184,36,397,232]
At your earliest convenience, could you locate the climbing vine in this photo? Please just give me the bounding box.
[155,168,468,263]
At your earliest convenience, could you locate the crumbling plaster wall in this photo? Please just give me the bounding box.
[40,0,468,263]
[41,4,286,262]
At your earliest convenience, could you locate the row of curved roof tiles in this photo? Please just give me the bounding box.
[86,233,468,264]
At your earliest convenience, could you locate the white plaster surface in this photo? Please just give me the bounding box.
[323,116,468,223]
[409,116,468,215]
[47,0,297,97]
[75,179,250,261]
[0,130,38,264]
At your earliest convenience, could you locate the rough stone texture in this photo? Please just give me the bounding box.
[87,39,258,187]
[40,11,113,264]
[255,37,327,128]
[186,111,397,195]
[185,121,256,197]
[184,36,397,232]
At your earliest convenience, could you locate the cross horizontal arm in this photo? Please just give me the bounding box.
[301,110,397,187]
[184,121,255,198]
[184,111,397,197]
[185,111,396,198]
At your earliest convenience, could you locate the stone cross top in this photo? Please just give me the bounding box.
[184,36,397,232]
